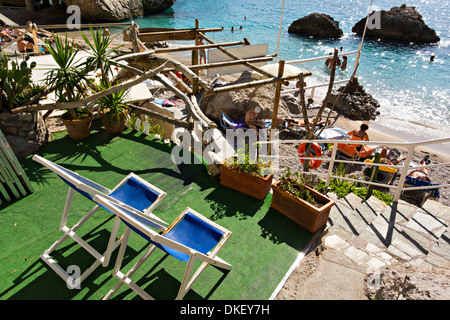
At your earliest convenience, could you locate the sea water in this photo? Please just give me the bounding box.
[131,0,450,154]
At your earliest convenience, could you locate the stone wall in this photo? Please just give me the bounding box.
[0,111,49,158]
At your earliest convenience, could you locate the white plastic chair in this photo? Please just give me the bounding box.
[33,154,168,287]
[93,194,232,300]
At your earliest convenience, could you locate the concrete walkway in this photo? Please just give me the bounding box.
[275,193,450,300]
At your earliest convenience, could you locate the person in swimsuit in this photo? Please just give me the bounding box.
[347,124,369,152]
[245,106,264,133]
[408,155,431,182]
[198,39,206,64]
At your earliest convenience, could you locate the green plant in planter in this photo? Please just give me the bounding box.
[80,26,123,87]
[224,144,272,177]
[44,33,88,120]
[0,51,37,112]
[278,167,318,205]
[95,80,129,124]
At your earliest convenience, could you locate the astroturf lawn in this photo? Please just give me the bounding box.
[0,120,313,300]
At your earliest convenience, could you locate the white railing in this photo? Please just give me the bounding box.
[258,137,450,203]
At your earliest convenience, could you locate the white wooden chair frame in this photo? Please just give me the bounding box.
[94,195,232,300]
[33,155,168,287]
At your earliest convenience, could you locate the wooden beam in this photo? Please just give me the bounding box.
[204,71,312,96]
[153,41,245,54]
[129,103,193,130]
[199,32,286,84]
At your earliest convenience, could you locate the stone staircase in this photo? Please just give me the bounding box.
[324,193,450,272]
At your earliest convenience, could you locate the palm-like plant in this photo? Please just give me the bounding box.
[80,26,123,86]
[95,80,129,123]
[44,34,88,120]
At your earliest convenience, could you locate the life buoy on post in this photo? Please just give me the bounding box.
[298,142,323,169]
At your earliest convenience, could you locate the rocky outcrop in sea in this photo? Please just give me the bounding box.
[288,13,343,39]
[352,4,440,44]
[63,0,175,22]
[324,77,380,121]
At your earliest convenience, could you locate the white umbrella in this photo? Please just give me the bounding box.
[251,63,303,80]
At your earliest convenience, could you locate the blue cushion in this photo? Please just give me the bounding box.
[109,176,160,211]
[121,210,225,262]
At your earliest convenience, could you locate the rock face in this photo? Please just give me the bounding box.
[352,4,440,43]
[365,265,450,300]
[288,13,343,39]
[0,111,49,158]
[199,84,292,127]
[325,77,380,121]
[63,0,175,21]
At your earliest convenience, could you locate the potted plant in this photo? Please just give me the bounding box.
[95,80,129,134]
[271,167,335,233]
[220,145,274,200]
[44,34,91,140]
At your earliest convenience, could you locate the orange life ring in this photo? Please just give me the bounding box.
[298,142,323,169]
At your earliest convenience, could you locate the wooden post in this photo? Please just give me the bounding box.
[268,60,285,156]
[130,22,140,53]
[192,19,199,71]
[25,0,34,11]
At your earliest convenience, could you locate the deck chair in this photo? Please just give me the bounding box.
[94,195,232,300]
[219,111,248,130]
[33,154,168,287]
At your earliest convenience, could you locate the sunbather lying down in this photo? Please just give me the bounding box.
[283,116,331,129]
[407,155,432,182]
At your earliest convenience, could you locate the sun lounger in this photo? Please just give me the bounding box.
[33,154,168,287]
[95,195,232,300]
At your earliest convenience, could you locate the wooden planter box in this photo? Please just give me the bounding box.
[271,181,335,233]
[220,164,273,200]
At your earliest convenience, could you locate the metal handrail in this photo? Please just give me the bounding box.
[257,137,450,203]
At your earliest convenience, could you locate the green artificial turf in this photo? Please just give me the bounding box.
[0,120,313,300]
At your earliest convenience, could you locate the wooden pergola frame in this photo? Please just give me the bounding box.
[10,19,312,137]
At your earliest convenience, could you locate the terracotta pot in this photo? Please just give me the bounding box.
[99,111,126,134]
[61,113,92,140]
[220,164,273,200]
[271,181,335,233]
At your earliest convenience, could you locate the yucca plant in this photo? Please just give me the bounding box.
[95,79,129,124]
[44,34,88,120]
[80,26,123,86]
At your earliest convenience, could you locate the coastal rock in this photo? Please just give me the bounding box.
[365,265,450,300]
[324,77,380,121]
[288,13,343,39]
[63,0,175,21]
[352,4,440,43]
[199,84,291,127]
[0,111,49,158]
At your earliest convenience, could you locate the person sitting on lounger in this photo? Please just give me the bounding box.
[283,116,330,129]
[245,106,264,133]
[347,123,369,152]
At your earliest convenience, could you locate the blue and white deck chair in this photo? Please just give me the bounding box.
[32,155,168,287]
[93,195,232,300]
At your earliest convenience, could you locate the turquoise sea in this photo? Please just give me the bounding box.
[132,0,450,154]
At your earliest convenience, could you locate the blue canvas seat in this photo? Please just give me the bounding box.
[94,195,232,300]
[405,175,440,198]
[33,155,168,287]
[219,111,248,130]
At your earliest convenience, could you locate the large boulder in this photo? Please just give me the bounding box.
[288,13,343,39]
[352,4,440,43]
[324,77,380,121]
[63,0,175,21]
[199,84,292,128]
